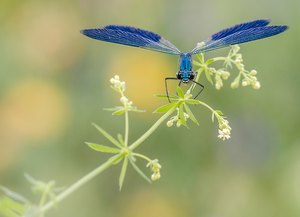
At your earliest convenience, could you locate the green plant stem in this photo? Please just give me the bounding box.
[38,184,50,208]
[124,111,129,147]
[40,153,122,214]
[197,100,216,114]
[132,153,152,162]
[212,57,228,62]
[39,100,175,215]
[129,107,176,151]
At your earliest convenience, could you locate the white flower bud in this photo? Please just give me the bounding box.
[251,76,257,82]
[167,121,174,127]
[253,81,261,90]
[221,71,230,80]
[242,80,248,87]
[110,78,115,84]
[250,70,257,76]
[120,96,128,104]
[151,173,161,181]
[215,82,221,90]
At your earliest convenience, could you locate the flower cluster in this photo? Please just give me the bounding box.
[228,45,261,89]
[210,109,231,141]
[167,108,189,127]
[110,75,125,92]
[213,68,230,90]
[194,45,261,90]
[147,159,162,181]
[108,75,144,114]
[155,88,199,128]
[120,95,133,107]
[217,118,231,141]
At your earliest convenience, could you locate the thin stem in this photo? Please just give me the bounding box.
[40,153,122,214]
[38,184,50,208]
[212,57,228,62]
[197,100,216,114]
[124,111,129,147]
[132,153,152,162]
[129,107,176,151]
[197,100,225,125]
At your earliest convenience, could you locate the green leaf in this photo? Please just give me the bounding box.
[110,154,124,165]
[184,99,201,105]
[130,107,145,113]
[0,197,27,217]
[183,104,199,125]
[117,134,125,147]
[0,187,29,204]
[196,53,204,63]
[215,110,223,115]
[153,102,178,113]
[92,124,122,148]
[104,107,122,111]
[112,109,125,115]
[86,143,120,153]
[129,157,151,183]
[119,157,128,191]
[205,59,214,65]
[24,174,44,189]
[204,69,214,85]
[176,86,184,98]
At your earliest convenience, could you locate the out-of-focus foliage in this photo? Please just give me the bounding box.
[0,0,299,216]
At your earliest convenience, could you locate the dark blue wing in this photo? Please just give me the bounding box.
[81,25,181,55]
[191,21,288,54]
[211,19,270,40]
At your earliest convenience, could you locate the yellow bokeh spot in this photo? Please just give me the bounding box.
[0,79,70,143]
[0,79,70,171]
[118,189,187,217]
[108,50,176,110]
[12,2,83,72]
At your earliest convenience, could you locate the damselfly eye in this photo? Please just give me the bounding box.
[176,72,182,80]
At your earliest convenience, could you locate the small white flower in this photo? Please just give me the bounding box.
[242,80,249,87]
[250,70,257,76]
[120,96,128,104]
[167,120,174,127]
[220,70,230,80]
[147,159,162,181]
[253,81,261,90]
[218,129,231,140]
[215,82,221,90]
[110,75,126,92]
[151,173,161,181]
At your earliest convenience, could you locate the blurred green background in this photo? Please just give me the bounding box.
[0,0,299,216]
